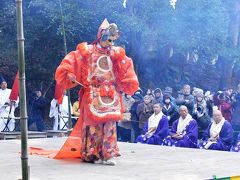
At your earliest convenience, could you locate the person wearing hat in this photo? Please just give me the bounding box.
[176,84,194,114]
[162,93,179,126]
[217,91,232,123]
[134,88,143,96]
[0,78,18,131]
[152,88,163,104]
[39,19,139,166]
[192,91,211,138]
[163,86,176,105]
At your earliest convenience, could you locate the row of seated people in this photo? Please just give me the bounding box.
[136,104,239,152]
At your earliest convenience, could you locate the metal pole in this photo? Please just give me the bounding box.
[16,0,29,179]
[59,0,72,130]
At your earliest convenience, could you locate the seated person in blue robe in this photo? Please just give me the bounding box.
[163,105,198,148]
[136,103,169,145]
[231,133,240,152]
[198,110,233,151]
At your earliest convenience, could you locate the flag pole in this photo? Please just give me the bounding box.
[16,0,29,179]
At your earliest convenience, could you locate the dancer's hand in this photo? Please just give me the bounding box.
[67,73,76,83]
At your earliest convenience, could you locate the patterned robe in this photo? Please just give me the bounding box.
[53,42,139,161]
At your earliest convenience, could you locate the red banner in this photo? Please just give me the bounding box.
[9,71,19,101]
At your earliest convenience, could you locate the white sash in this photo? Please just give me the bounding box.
[204,118,225,149]
[148,111,163,130]
[177,114,192,135]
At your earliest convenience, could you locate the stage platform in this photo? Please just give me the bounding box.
[1,138,240,180]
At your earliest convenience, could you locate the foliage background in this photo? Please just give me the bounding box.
[1,0,240,101]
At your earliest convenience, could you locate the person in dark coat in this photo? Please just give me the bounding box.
[130,93,143,142]
[162,93,179,126]
[28,90,47,131]
[152,88,163,104]
[217,92,232,123]
[231,85,240,131]
[192,92,211,139]
[136,95,154,132]
[176,84,194,114]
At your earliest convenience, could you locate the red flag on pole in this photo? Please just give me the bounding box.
[9,71,19,101]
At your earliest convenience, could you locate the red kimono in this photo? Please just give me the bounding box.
[51,42,138,160]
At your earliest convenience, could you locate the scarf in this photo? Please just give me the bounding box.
[144,111,163,139]
[177,114,192,135]
[148,111,163,131]
[204,118,225,149]
[209,118,225,138]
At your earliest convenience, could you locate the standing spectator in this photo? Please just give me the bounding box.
[146,88,154,100]
[72,100,80,128]
[163,86,176,105]
[204,91,214,117]
[28,90,47,131]
[49,98,59,130]
[58,92,72,130]
[0,78,18,131]
[176,84,194,114]
[49,92,72,130]
[192,92,211,138]
[118,94,134,142]
[152,88,163,104]
[130,93,143,142]
[137,95,154,133]
[217,92,232,122]
[231,84,240,131]
[162,93,179,126]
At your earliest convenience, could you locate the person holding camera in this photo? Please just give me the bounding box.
[192,92,211,138]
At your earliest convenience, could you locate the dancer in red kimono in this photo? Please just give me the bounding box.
[43,19,139,165]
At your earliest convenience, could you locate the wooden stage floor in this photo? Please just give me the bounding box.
[1,138,240,180]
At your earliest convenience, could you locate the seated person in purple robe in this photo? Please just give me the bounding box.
[163,105,198,148]
[136,103,169,145]
[231,133,240,152]
[198,110,233,151]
